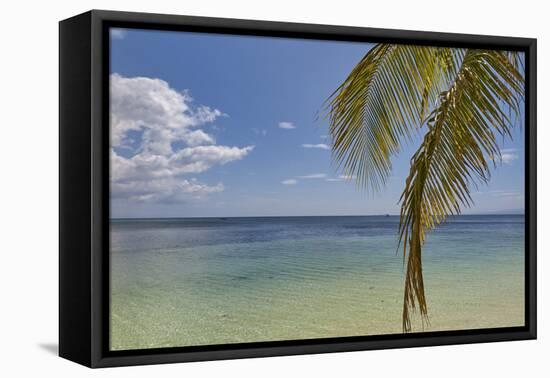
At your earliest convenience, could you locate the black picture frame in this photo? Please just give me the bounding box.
[59,9,537,368]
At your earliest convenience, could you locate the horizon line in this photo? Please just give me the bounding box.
[110,212,525,220]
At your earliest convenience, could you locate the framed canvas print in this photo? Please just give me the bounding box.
[59,10,537,368]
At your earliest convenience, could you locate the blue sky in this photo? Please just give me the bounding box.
[109,28,525,218]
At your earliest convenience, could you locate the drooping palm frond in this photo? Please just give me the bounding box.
[326,45,464,191]
[398,49,524,331]
[325,44,524,332]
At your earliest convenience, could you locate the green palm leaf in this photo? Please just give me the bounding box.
[326,45,524,332]
[326,45,463,190]
[399,49,524,331]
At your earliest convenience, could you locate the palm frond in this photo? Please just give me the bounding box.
[398,49,524,331]
[326,45,464,191]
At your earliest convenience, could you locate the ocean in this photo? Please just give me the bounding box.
[109,215,525,351]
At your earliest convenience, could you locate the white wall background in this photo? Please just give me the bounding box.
[0,0,546,376]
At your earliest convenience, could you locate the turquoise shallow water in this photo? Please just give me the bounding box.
[109,215,524,350]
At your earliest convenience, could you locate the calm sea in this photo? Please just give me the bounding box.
[109,215,525,350]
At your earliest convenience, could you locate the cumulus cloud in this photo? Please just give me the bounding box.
[110,74,223,151]
[111,145,253,182]
[110,74,253,203]
[302,143,330,150]
[281,179,297,185]
[112,177,224,203]
[278,121,296,129]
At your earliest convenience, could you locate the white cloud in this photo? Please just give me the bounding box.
[111,145,254,182]
[297,173,327,179]
[252,128,267,136]
[110,74,223,151]
[493,191,521,197]
[278,121,296,129]
[325,174,357,182]
[281,173,326,185]
[473,190,522,198]
[112,178,224,203]
[302,143,330,150]
[281,179,297,185]
[285,173,352,184]
[110,74,253,203]
[339,174,357,180]
[110,28,128,40]
[500,148,519,164]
